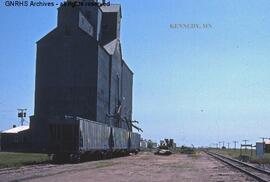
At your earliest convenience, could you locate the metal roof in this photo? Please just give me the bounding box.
[100,4,121,13]
[2,125,29,134]
[256,140,270,144]
[103,39,118,55]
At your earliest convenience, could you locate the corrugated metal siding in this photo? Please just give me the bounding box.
[121,61,133,129]
[113,127,129,149]
[130,132,140,150]
[109,52,122,127]
[34,27,98,120]
[96,46,110,124]
[256,142,264,157]
[79,119,110,151]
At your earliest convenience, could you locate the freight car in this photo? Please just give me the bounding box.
[48,116,140,161]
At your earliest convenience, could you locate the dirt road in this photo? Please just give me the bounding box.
[0,152,256,182]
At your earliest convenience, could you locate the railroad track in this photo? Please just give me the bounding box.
[205,151,270,182]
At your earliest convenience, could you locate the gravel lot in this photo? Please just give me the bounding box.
[0,151,256,182]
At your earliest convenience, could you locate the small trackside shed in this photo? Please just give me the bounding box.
[0,125,31,151]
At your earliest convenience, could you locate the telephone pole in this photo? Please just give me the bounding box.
[227,142,230,149]
[218,141,222,149]
[260,137,268,143]
[233,141,238,150]
[242,139,249,152]
[17,108,27,126]
[260,137,268,153]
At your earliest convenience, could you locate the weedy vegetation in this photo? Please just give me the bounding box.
[176,146,196,154]
[95,161,114,168]
[210,149,270,164]
[0,152,50,168]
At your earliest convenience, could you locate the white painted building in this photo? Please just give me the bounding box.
[140,139,147,149]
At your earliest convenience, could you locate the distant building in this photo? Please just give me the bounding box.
[256,140,270,158]
[256,142,264,157]
[160,138,175,148]
[140,139,147,149]
[139,139,158,149]
[0,125,31,151]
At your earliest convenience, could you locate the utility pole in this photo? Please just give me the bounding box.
[227,142,230,149]
[222,141,225,149]
[233,141,238,150]
[260,137,268,155]
[242,139,249,152]
[17,108,27,126]
[260,137,268,144]
[218,141,222,149]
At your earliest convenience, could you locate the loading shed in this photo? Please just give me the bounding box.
[0,125,31,151]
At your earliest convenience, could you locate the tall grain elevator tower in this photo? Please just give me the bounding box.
[30,0,133,151]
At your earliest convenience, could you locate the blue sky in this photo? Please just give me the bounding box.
[0,0,270,147]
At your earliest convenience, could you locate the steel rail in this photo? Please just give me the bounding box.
[205,151,270,182]
[211,151,270,175]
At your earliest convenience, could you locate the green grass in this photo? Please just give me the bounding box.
[188,152,200,159]
[95,161,114,168]
[175,146,196,154]
[210,149,249,158]
[0,152,50,168]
